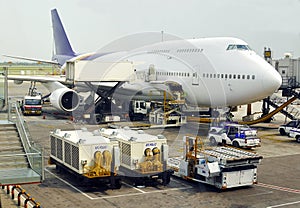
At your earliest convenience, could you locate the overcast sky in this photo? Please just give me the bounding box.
[1,0,300,62]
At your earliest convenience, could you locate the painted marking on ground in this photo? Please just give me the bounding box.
[256,182,300,194]
[45,168,94,200]
[45,168,193,200]
[266,200,300,208]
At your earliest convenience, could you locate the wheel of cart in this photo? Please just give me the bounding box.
[109,176,122,189]
[162,170,172,186]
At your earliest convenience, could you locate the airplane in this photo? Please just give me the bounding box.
[5,9,282,121]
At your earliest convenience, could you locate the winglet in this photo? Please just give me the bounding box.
[51,9,75,56]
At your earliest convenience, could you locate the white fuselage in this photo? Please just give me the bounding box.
[78,37,281,108]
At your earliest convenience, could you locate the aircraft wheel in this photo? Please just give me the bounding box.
[296,136,300,143]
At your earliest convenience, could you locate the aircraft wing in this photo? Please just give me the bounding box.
[7,75,66,83]
[3,55,60,65]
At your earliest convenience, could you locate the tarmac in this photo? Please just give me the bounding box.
[1,82,300,208]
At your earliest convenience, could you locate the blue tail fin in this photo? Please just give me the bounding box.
[51,9,75,57]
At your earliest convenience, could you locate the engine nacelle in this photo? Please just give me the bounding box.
[14,80,23,85]
[49,88,80,112]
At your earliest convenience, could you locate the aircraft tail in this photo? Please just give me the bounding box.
[51,9,75,57]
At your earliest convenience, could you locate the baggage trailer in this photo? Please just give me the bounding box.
[99,127,173,186]
[49,128,122,188]
[168,135,263,189]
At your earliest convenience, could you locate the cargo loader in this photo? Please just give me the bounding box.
[168,135,263,189]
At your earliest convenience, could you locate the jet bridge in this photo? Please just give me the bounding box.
[65,60,136,84]
[64,60,137,123]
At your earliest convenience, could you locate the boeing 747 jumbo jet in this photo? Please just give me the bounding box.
[5,9,282,120]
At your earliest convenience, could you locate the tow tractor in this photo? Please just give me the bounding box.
[168,135,263,189]
[208,123,261,148]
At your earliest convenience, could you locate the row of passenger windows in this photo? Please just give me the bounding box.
[150,44,252,54]
[156,71,256,80]
[151,49,170,53]
[151,48,203,54]
[203,73,256,80]
[157,71,190,77]
[176,48,203,53]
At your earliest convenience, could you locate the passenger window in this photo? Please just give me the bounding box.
[252,75,255,80]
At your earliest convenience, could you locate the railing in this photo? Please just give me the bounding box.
[7,101,44,180]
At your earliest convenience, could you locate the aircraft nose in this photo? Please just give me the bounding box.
[262,68,282,93]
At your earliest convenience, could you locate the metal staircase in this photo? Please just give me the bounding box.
[0,123,29,170]
[0,102,44,185]
[268,94,300,120]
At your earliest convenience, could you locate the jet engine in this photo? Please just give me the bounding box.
[49,88,80,112]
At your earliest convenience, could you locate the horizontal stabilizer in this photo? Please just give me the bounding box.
[3,55,60,65]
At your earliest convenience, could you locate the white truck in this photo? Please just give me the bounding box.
[21,94,42,116]
[168,135,263,189]
[49,127,172,188]
[208,123,261,148]
[278,119,300,136]
[287,126,300,143]
[128,100,149,121]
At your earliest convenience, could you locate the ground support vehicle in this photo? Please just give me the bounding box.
[128,100,150,121]
[99,127,173,186]
[168,136,263,189]
[21,94,42,115]
[287,127,300,143]
[278,119,300,136]
[149,107,187,127]
[49,127,172,188]
[208,123,261,148]
[49,128,122,188]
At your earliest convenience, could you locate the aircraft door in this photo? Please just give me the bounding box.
[192,72,199,85]
[278,66,288,87]
[148,64,157,81]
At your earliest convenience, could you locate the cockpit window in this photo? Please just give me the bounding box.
[227,44,252,51]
